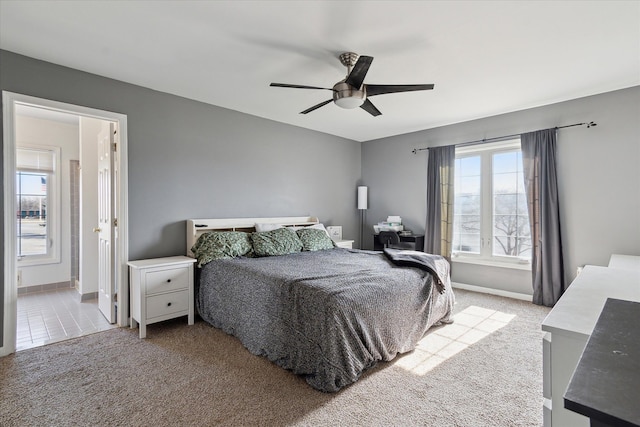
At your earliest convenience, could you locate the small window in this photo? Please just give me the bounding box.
[453,140,531,266]
[16,146,60,265]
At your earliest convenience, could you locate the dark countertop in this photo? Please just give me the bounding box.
[564,298,640,427]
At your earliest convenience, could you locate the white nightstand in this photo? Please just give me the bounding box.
[334,239,354,249]
[128,256,196,338]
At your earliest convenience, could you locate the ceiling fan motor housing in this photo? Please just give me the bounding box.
[333,81,366,109]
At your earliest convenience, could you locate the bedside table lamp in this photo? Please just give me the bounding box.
[357,186,368,249]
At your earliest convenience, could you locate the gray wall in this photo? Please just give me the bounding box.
[362,86,640,294]
[2,48,638,349]
[0,50,362,347]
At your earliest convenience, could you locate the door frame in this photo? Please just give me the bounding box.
[2,91,129,356]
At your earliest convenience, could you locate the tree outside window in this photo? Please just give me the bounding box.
[453,141,531,264]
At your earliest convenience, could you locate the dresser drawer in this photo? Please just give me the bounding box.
[146,290,189,320]
[145,267,189,294]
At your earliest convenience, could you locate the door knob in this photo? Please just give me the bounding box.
[93,227,102,233]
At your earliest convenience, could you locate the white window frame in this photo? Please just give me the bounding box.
[16,144,61,266]
[452,139,531,270]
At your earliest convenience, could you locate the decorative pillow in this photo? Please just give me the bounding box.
[254,223,283,232]
[191,231,253,267]
[251,227,303,257]
[296,228,335,251]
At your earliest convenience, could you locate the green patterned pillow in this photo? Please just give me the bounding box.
[296,228,335,251]
[191,231,253,267]
[251,227,303,257]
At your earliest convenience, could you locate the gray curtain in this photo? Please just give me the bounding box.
[521,129,565,306]
[424,145,455,258]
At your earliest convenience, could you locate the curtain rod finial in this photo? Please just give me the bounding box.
[412,149,417,154]
[587,121,597,128]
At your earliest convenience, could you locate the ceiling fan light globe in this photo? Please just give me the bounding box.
[335,96,365,109]
[333,81,366,109]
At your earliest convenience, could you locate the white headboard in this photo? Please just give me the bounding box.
[186,216,319,257]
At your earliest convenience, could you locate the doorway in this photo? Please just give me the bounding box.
[17,288,116,351]
[2,92,129,356]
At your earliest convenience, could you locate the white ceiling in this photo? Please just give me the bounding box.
[1,1,638,142]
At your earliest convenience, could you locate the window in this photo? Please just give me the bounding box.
[452,140,531,266]
[16,146,60,264]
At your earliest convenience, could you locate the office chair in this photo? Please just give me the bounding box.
[378,231,414,250]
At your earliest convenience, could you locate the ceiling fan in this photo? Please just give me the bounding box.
[270,52,434,117]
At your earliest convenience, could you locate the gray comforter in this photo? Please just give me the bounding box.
[197,248,455,392]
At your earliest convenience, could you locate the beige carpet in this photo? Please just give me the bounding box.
[0,289,550,427]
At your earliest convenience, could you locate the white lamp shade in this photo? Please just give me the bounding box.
[357,186,368,210]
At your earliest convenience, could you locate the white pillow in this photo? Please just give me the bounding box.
[257,222,329,236]
[254,223,283,232]
[309,223,329,236]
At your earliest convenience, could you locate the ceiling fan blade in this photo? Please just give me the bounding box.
[300,99,333,114]
[366,84,435,97]
[360,99,382,117]
[345,56,373,89]
[270,83,334,91]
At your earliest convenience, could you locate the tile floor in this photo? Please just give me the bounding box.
[17,287,117,351]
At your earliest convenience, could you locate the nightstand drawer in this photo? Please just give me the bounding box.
[145,267,189,294]
[146,290,189,320]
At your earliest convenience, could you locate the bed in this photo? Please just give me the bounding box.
[186,217,455,392]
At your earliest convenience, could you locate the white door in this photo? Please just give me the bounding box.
[97,122,117,323]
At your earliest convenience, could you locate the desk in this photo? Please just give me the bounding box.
[564,298,640,427]
[373,233,424,251]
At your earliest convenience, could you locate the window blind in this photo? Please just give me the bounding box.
[16,147,55,173]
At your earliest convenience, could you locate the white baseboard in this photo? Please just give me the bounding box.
[80,291,99,302]
[452,282,532,302]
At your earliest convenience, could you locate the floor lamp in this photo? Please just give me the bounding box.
[357,186,368,249]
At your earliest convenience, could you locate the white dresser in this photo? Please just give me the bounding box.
[541,256,640,426]
[128,256,196,338]
[608,253,640,271]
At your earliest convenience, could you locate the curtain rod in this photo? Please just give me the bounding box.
[411,121,597,154]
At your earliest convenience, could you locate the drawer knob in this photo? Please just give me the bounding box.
[167,302,172,307]
[167,279,172,283]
